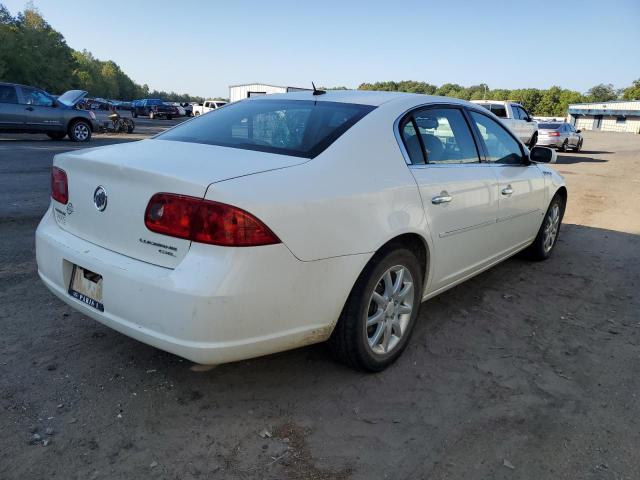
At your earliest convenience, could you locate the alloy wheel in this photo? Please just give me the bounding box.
[543,203,560,253]
[365,265,414,355]
[74,123,89,141]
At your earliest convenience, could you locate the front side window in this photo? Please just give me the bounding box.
[408,108,479,164]
[20,87,54,107]
[0,85,18,104]
[470,111,524,165]
[158,99,375,158]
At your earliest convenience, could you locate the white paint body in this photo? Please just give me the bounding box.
[36,91,566,365]
[471,100,538,144]
[191,100,227,116]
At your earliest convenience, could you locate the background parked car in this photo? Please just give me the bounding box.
[471,100,538,147]
[165,102,186,116]
[537,122,583,152]
[181,102,193,116]
[192,99,227,116]
[0,82,98,141]
[131,99,177,119]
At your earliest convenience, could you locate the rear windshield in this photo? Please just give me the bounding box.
[539,123,561,129]
[157,99,376,158]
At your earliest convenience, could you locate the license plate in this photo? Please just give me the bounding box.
[68,265,104,312]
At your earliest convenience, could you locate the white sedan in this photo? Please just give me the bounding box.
[36,91,565,371]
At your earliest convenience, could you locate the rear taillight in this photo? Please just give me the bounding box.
[144,193,281,247]
[51,167,68,204]
[547,131,561,137]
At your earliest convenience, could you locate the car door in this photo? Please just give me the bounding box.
[19,86,64,132]
[568,124,578,146]
[399,105,500,291]
[0,85,25,130]
[468,110,546,254]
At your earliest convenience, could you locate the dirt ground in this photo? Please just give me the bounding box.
[1,130,639,479]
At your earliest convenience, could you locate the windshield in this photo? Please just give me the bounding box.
[539,123,562,129]
[157,99,376,158]
[57,90,87,107]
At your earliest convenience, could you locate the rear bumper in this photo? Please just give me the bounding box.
[537,137,561,147]
[35,206,368,364]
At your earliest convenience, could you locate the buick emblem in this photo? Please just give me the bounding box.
[93,186,108,212]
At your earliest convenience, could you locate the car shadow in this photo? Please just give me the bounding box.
[556,153,608,164]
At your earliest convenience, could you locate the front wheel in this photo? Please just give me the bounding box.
[522,194,565,261]
[329,247,423,372]
[572,139,583,152]
[68,120,92,142]
[559,139,568,152]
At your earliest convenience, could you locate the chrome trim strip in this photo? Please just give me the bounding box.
[497,209,540,223]
[438,219,495,238]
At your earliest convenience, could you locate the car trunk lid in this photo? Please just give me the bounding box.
[52,139,306,268]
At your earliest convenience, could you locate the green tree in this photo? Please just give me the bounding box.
[622,79,640,100]
[586,83,618,102]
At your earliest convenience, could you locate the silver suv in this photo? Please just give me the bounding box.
[0,83,99,142]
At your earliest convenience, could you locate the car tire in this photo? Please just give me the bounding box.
[47,132,66,141]
[572,139,582,152]
[528,132,538,148]
[329,246,423,372]
[559,140,568,152]
[167,115,173,120]
[522,193,565,261]
[149,111,155,120]
[68,120,92,142]
[132,112,137,118]
[195,111,200,116]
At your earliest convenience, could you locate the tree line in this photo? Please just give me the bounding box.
[1,4,637,112]
[358,80,640,117]
[0,4,204,102]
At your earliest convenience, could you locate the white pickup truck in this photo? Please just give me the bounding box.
[471,100,538,147]
[191,100,228,116]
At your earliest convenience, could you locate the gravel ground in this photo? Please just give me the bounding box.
[1,129,639,479]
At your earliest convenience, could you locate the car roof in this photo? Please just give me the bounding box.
[246,89,474,108]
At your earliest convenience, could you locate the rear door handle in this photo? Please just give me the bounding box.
[432,192,452,205]
[501,185,514,196]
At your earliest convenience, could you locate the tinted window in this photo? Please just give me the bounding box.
[485,104,507,118]
[400,120,424,164]
[0,85,18,104]
[20,87,54,107]
[539,123,561,129]
[470,111,523,165]
[408,108,479,164]
[158,100,375,158]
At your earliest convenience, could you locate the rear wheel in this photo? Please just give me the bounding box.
[522,194,565,261]
[559,139,568,152]
[149,111,155,120]
[528,132,538,148]
[132,111,138,118]
[195,111,200,116]
[47,132,66,141]
[68,120,91,142]
[329,247,423,372]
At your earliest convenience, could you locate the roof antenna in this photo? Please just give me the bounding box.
[312,82,326,96]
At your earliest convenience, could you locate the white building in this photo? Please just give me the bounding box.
[229,83,311,103]
[568,100,640,134]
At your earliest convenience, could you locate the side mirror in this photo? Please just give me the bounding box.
[530,146,557,163]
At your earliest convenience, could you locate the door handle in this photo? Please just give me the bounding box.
[25,106,34,111]
[501,185,514,196]
[432,192,452,205]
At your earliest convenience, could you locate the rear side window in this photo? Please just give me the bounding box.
[158,100,375,158]
[0,85,18,104]
[401,108,479,164]
[485,104,507,118]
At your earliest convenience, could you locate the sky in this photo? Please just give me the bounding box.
[3,0,639,98]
